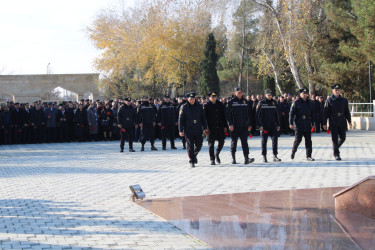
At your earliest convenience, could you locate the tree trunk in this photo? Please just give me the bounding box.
[238,14,246,88]
[275,18,305,89]
[250,0,306,89]
[261,49,284,95]
[304,50,315,95]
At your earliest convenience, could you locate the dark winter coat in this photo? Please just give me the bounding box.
[203,100,227,141]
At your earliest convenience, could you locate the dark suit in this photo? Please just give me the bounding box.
[30,108,45,143]
[11,108,25,144]
[74,108,88,141]
[203,100,226,161]
[0,110,12,144]
[57,110,69,142]
[44,107,59,142]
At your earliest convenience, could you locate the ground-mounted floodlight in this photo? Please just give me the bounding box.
[129,184,146,202]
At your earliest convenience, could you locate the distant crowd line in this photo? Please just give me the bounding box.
[0,92,329,146]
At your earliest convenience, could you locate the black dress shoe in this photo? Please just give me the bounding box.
[263,156,268,163]
[171,146,177,150]
[190,162,195,168]
[120,149,124,153]
[244,157,255,164]
[129,149,135,152]
[273,155,282,162]
[307,157,315,161]
[335,156,342,161]
[162,147,166,150]
[211,160,216,165]
[291,151,295,159]
[215,155,221,164]
[232,156,237,164]
[151,146,158,151]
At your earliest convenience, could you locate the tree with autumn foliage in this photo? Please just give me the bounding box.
[88,0,374,100]
[87,0,227,98]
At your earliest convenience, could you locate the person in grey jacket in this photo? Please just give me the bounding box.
[44,102,59,142]
[87,103,98,141]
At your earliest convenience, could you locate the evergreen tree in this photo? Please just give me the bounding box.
[263,75,276,95]
[199,33,220,96]
[315,0,373,101]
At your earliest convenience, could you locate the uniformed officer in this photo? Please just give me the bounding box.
[256,89,281,163]
[138,96,158,151]
[157,94,178,150]
[118,98,138,152]
[225,87,255,164]
[289,88,315,161]
[323,84,352,160]
[178,92,207,168]
[203,91,227,165]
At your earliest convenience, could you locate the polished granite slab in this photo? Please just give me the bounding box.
[139,187,375,249]
[334,176,375,220]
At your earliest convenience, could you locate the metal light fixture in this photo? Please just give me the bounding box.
[129,184,145,201]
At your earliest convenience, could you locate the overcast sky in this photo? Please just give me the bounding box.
[0,0,134,75]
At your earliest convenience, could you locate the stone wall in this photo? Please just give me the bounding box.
[0,73,100,102]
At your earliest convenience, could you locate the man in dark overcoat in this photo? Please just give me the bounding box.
[203,91,227,165]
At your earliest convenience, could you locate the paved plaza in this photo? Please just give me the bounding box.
[1,130,375,249]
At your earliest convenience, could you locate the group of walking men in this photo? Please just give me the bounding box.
[118,84,351,168]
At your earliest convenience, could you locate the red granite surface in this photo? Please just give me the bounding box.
[139,187,375,249]
[334,177,375,219]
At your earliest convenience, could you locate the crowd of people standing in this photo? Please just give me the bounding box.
[0,84,351,166]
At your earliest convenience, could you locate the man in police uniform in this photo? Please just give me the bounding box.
[157,94,178,150]
[323,84,352,160]
[289,88,315,161]
[203,91,227,165]
[118,97,138,152]
[225,87,255,164]
[137,96,158,151]
[178,92,207,168]
[256,89,281,163]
